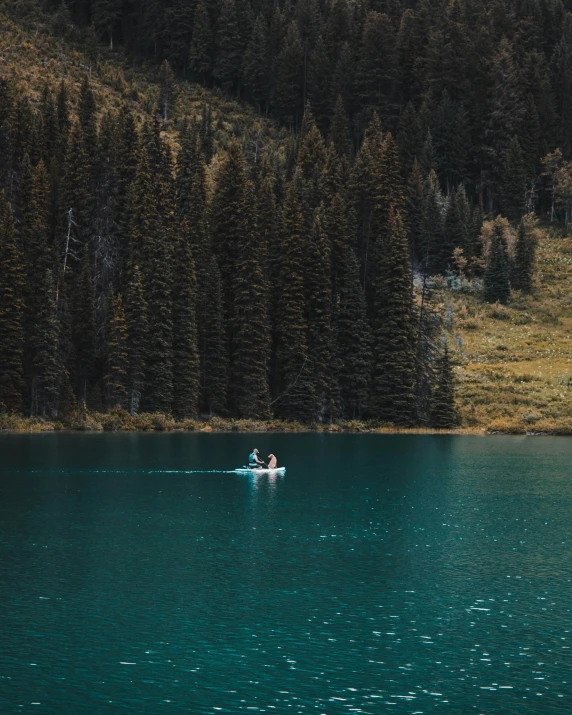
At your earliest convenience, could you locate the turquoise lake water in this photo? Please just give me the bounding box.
[0,433,571,714]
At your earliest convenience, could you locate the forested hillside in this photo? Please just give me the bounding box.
[0,0,571,431]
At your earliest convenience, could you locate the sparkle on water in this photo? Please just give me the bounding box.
[0,433,570,714]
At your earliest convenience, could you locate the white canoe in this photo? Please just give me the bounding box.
[234,467,286,476]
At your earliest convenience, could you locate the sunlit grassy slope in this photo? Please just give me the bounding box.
[451,229,572,433]
[0,9,286,157]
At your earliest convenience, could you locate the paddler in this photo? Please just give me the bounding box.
[248,448,265,469]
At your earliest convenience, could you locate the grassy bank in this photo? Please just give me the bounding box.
[450,227,572,435]
[0,410,485,435]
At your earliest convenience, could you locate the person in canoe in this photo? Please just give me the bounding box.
[267,454,278,469]
[248,448,265,469]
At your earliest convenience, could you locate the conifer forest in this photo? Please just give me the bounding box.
[1,0,572,429]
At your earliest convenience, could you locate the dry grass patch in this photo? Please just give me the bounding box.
[450,229,572,432]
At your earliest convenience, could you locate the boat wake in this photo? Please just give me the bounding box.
[16,468,238,475]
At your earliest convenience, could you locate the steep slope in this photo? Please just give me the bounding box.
[0,8,287,154]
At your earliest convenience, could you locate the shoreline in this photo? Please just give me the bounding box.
[0,411,570,436]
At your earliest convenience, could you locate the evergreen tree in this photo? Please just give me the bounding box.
[210,138,248,351]
[258,167,280,328]
[321,143,345,204]
[324,0,354,54]
[485,38,526,205]
[243,14,271,111]
[399,101,422,177]
[176,125,210,383]
[114,104,139,276]
[551,17,572,156]
[421,171,446,275]
[520,92,541,180]
[32,268,60,417]
[125,264,147,415]
[375,131,406,224]
[406,159,425,263]
[358,11,398,126]
[446,102,471,188]
[105,293,129,409]
[0,192,25,412]
[295,116,327,218]
[18,153,37,264]
[370,209,416,425]
[58,369,77,418]
[142,222,173,414]
[72,248,96,404]
[430,0,469,101]
[331,41,356,119]
[275,183,315,421]
[92,110,119,326]
[456,185,475,259]
[21,160,54,413]
[92,0,122,48]
[414,273,442,425]
[146,118,176,245]
[269,5,285,69]
[438,187,461,272]
[397,9,422,104]
[231,185,271,419]
[306,210,339,422]
[307,35,333,135]
[484,217,511,304]
[330,94,351,158]
[348,112,383,294]
[442,185,472,270]
[0,77,15,196]
[57,122,91,279]
[159,59,176,121]
[294,0,321,50]
[189,0,212,83]
[198,103,215,162]
[337,248,372,419]
[420,129,438,176]
[214,0,243,94]
[201,256,228,415]
[501,135,527,220]
[163,0,195,70]
[324,190,350,293]
[430,344,457,428]
[172,222,200,419]
[39,83,58,169]
[513,217,537,294]
[127,138,158,272]
[78,74,98,162]
[13,96,37,165]
[273,21,304,128]
[56,80,71,161]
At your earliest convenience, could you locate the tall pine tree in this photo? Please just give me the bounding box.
[484,217,511,304]
[370,209,416,425]
[337,248,372,419]
[172,222,200,419]
[105,293,129,409]
[231,184,271,419]
[125,264,147,415]
[430,343,457,429]
[201,256,228,415]
[275,183,315,421]
[0,192,25,412]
